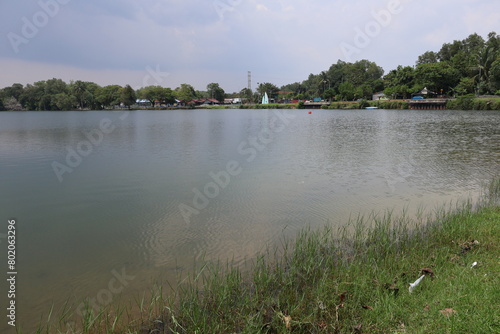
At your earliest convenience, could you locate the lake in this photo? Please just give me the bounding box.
[0,108,499,331]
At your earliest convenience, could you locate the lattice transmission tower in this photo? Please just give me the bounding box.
[248,71,252,92]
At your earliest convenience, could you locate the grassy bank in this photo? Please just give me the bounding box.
[37,181,500,333]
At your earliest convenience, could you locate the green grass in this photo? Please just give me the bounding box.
[35,180,500,333]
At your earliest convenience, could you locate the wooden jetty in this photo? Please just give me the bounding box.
[408,98,448,110]
[304,101,330,109]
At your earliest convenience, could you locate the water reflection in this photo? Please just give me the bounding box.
[0,109,498,332]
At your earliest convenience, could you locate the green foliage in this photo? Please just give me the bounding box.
[137,85,175,107]
[120,85,136,108]
[175,83,196,101]
[338,82,355,101]
[416,50,439,65]
[455,77,476,95]
[96,85,122,108]
[357,98,369,109]
[447,96,500,110]
[206,82,226,102]
[239,87,253,102]
[446,94,475,110]
[2,31,500,111]
[383,65,415,98]
[257,82,280,99]
[297,101,305,109]
[52,93,77,111]
[415,62,461,94]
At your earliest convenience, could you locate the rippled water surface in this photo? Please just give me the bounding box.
[0,109,499,331]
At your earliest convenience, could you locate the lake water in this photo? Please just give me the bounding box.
[0,109,499,331]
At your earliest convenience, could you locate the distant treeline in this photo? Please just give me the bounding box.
[1,32,499,111]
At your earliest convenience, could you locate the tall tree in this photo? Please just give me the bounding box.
[415,62,460,93]
[97,85,122,108]
[384,65,415,98]
[416,51,439,65]
[239,87,253,103]
[206,82,225,102]
[2,83,24,101]
[257,82,279,99]
[175,84,196,101]
[121,85,136,109]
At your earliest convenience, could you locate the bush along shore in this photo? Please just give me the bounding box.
[203,97,500,110]
[37,179,500,334]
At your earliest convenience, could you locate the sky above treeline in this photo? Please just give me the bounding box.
[0,0,498,92]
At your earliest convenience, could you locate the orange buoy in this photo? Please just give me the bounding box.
[308,111,312,114]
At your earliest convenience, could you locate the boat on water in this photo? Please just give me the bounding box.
[365,106,379,109]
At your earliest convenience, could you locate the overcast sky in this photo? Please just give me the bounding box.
[0,0,498,92]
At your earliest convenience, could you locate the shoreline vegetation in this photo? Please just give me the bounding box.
[5,96,499,112]
[144,96,500,110]
[35,179,500,334]
[1,32,499,112]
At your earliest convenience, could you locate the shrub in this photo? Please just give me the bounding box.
[357,99,369,109]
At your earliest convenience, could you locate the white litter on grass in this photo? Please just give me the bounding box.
[471,261,478,268]
[409,275,425,293]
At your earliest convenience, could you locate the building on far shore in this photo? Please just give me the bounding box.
[372,92,388,100]
[190,98,220,106]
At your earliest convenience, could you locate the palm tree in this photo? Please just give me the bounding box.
[471,45,497,94]
[72,80,87,109]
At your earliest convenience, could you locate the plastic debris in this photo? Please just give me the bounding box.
[471,261,478,268]
[439,308,457,317]
[409,274,425,293]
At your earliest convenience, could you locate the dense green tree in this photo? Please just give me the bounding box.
[322,88,336,101]
[71,80,87,109]
[2,83,24,101]
[471,43,498,94]
[415,62,460,94]
[490,57,500,93]
[206,83,225,102]
[19,81,46,110]
[239,88,253,103]
[416,51,439,65]
[338,82,355,101]
[455,77,476,95]
[138,85,170,107]
[383,65,415,98]
[97,85,122,108]
[175,84,196,101]
[53,93,77,110]
[256,82,279,100]
[121,85,136,108]
[354,84,373,100]
[70,80,102,109]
